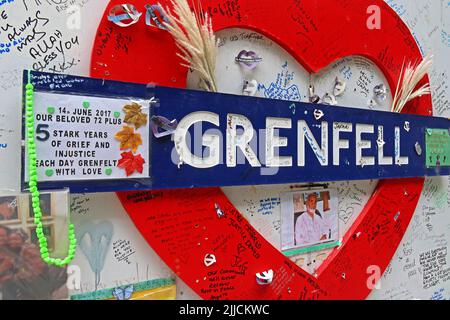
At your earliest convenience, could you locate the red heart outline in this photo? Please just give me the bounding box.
[91,0,431,299]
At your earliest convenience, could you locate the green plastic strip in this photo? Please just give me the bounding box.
[70,277,176,300]
[283,240,341,257]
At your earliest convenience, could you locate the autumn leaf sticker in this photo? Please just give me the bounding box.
[123,102,148,129]
[117,152,145,176]
[115,126,143,152]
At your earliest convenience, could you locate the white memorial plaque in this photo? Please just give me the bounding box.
[25,92,150,182]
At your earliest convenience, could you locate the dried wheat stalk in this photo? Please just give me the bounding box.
[161,0,218,92]
[391,54,433,113]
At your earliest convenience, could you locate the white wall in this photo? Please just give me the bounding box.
[0,0,448,300]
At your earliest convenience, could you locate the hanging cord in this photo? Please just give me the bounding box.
[25,70,77,267]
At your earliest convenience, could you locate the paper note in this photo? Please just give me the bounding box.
[26,92,150,181]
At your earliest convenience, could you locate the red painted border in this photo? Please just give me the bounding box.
[91,0,430,299]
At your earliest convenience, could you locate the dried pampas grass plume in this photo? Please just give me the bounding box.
[391,54,433,113]
[161,0,218,92]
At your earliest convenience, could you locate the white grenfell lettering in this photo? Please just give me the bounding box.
[173,112,409,169]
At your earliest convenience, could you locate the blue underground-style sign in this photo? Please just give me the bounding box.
[22,71,449,193]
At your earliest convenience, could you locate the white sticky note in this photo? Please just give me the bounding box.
[25,92,150,182]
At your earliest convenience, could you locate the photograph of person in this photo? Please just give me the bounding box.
[0,225,67,300]
[281,188,338,252]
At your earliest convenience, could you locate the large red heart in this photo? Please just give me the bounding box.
[91,0,431,299]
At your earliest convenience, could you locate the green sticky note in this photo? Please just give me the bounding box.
[425,128,450,167]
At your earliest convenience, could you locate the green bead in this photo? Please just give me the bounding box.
[40,248,48,254]
[29,180,37,187]
[32,191,39,198]
[43,257,51,263]
[26,83,34,90]
[26,100,33,107]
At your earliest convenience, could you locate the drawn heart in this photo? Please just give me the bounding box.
[92,0,431,299]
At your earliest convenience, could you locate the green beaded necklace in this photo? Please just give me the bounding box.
[25,71,77,267]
